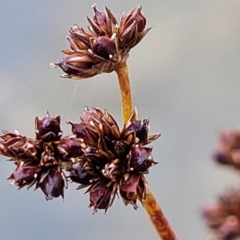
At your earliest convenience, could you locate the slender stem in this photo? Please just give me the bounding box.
[114,62,133,123]
[142,189,177,240]
[115,61,178,240]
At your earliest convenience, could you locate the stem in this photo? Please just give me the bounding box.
[114,62,133,123]
[115,61,177,240]
[142,189,177,240]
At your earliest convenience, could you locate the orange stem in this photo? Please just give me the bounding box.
[115,62,178,240]
[114,62,133,123]
[142,189,178,240]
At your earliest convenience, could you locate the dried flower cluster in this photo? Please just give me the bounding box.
[68,107,160,211]
[53,5,150,79]
[0,108,159,211]
[213,129,240,169]
[0,114,82,200]
[202,188,240,240]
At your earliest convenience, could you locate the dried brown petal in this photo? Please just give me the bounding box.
[118,6,147,49]
[68,27,94,50]
[131,6,146,32]
[136,176,147,201]
[92,4,108,35]
[82,107,103,121]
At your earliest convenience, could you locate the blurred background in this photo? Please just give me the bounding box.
[1,0,240,239]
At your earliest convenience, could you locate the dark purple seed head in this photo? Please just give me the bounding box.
[39,170,65,200]
[129,147,155,173]
[69,161,93,184]
[91,36,117,60]
[35,113,62,142]
[8,162,39,188]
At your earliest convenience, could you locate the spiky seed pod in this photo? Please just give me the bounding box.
[69,160,94,185]
[53,5,149,79]
[89,181,116,211]
[37,168,65,200]
[0,131,40,159]
[0,113,84,200]
[56,136,85,159]
[202,188,240,240]
[129,147,155,173]
[53,53,100,79]
[91,36,117,60]
[35,113,62,142]
[8,161,40,189]
[68,107,160,211]
[213,129,240,169]
[119,174,147,208]
[118,6,149,50]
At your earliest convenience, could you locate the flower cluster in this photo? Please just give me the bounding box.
[68,107,160,211]
[0,113,84,200]
[213,129,240,169]
[202,188,240,240]
[0,108,160,211]
[53,5,150,79]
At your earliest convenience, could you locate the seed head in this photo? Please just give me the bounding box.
[52,5,150,79]
[67,107,160,211]
[0,108,160,212]
[0,113,84,199]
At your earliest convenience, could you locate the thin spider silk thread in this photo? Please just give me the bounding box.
[66,82,79,119]
[132,81,144,113]
[45,78,63,112]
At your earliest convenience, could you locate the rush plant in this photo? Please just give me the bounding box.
[0,5,177,240]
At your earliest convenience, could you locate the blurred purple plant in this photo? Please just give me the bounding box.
[213,129,240,169]
[202,188,240,240]
[202,129,240,239]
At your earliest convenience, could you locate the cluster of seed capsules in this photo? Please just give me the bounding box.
[53,4,150,79]
[202,130,240,239]
[0,108,160,211]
